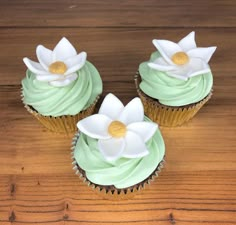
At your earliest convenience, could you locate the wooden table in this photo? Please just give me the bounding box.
[0,1,235,224]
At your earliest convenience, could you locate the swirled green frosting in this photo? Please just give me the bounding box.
[74,118,165,189]
[22,61,102,116]
[139,52,213,106]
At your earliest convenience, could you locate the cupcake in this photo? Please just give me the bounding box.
[22,37,103,133]
[72,93,165,200]
[135,31,216,126]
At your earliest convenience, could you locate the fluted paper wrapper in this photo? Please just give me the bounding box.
[135,73,212,127]
[22,89,100,133]
[71,132,165,201]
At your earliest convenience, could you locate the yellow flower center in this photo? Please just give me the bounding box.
[171,51,189,65]
[49,61,67,74]
[108,121,127,138]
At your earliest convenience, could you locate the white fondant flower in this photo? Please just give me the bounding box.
[148,31,217,80]
[77,93,158,161]
[23,37,87,87]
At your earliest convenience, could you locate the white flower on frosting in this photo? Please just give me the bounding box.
[77,93,158,161]
[23,37,87,87]
[148,31,216,80]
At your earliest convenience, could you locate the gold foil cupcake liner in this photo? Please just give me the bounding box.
[71,132,165,201]
[135,73,212,127]
[21,89,100,134]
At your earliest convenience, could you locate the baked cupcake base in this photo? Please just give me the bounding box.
[135,72,212,127]
[71,132,165,200]
[23,95,100,134]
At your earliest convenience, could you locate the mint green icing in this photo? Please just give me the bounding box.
[74,118,165,189]
[22,61,102,116]
[139,52,213,106]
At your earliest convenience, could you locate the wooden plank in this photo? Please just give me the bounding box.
[0,28,235,86]
[0,172,235,224]
[0,0,235,28]
[0,85,235,175]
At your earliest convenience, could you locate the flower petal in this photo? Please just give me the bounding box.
[98,138,125,161]
[99,93,124,120]
[52,37,77,61]
[64,52,87,75]
[23,57,48,75]
[152,39,182,65]
[166,72,188,80]
[187,58,211,77]
[36,45,53,70]
[123,131,149,158]
[166,58,211,80]
[49,73,78,87]
[187,47,217,63]
[36,73,62,82]
[119,97,144,125]
[77,114,112,139]
[178,31,197,52]
[166,67,190,80]
[127,122,158,142]
[148,57,176,71]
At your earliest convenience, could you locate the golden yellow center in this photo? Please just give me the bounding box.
[171,51,189,65]
[49,61,67,74]
[108,121,127,138]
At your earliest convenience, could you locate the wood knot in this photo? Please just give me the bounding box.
[63,214,69,220]
[169,212,175,224]
[9,211,16,222]
[10,184,15,196]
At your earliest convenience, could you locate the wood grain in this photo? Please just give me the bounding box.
[0,172,236,224]
[0,0,236,224]
[0,28,234,85]
[0,0,235,28]
[0,85,235,175]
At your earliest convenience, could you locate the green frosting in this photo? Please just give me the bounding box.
[22,61,102,116]
[74,118,165,189]
[139,52,213,106]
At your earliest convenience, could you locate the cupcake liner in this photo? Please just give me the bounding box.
[71,132,165,201]
[135,72,212,127]
[22,89,100,134]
